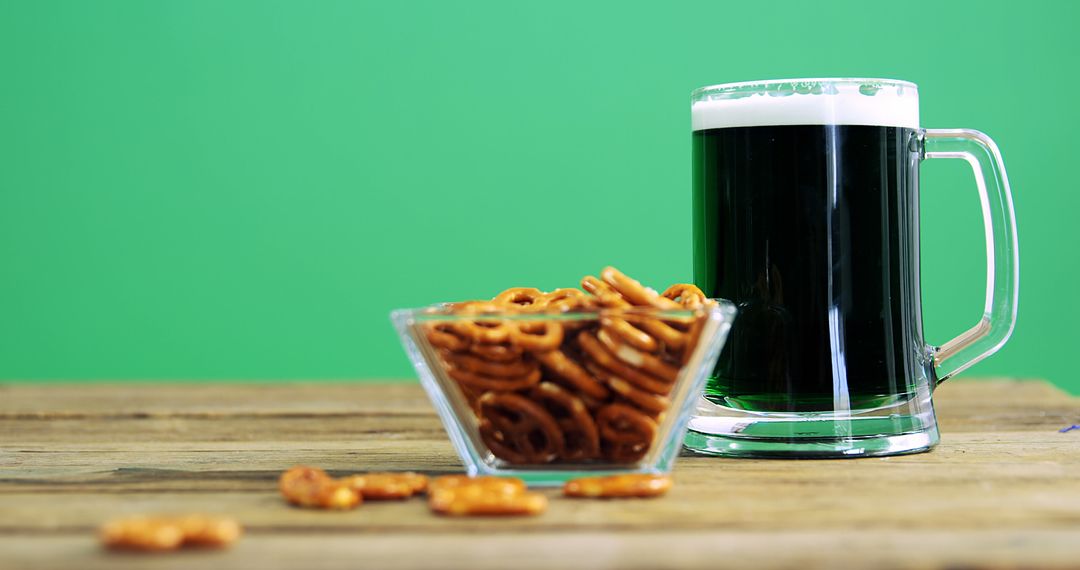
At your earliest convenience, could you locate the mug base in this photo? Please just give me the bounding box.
[683,395,940,458]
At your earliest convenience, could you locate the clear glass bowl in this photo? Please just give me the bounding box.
[391,301,736,486]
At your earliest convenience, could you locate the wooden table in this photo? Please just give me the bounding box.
[1,379,1078,569]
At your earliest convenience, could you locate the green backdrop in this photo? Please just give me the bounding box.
[1,0,1075,393]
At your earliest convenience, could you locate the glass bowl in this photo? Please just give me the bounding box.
[391,301,736,486]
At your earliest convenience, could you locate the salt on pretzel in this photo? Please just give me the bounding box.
[600,267,681,309]
[600,316,659,353]
[595,328,680,383]
[479,392,565,464]
[577,332,674,396]
[533,349,611,401]
[531,382,600,461]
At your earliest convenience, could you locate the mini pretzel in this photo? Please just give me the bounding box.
[342,472,428,500]
[508,320,564,352]
[425,323,470,352]
[662,283,708,309]
[429,475,526,495]
[533,349,610,401]
[447,365,541,392]
[101,515,242,551]
[468,343,523,362]
[493,287,547,309]
[595,403,658,446]
[441,350,537,378]
[542,288,593,312]
[600,316,659,353]
[479,392,565,464]
[563,474,673,499]
[596,328,680,383]
[531,382,600,460]
[278,465,361,510]
[450,301,515,344]
[428,477,546,517]
[606,377,671,416]
[581,280,687,349]
[577,332,674,396]
[479,418,529,464]
[600,267,680,309]
[581,275,630,308]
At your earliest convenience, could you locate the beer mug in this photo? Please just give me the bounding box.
[686,78,1018,457]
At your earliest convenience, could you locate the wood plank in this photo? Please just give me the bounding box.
[0,380,1077,570]
[3,531,1080,570]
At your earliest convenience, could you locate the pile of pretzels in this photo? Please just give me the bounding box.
[423,266,713,465]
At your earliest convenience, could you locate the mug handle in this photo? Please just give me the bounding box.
[919,129,1019,384]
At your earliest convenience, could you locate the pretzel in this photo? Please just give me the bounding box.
[450,301,515,344]
[447,365,541,392]
[493,287,547,309]
[534,349,610,400]
[508,320,564,352]
[479,392,565,464]
[596,403,658,446]
[479,418,529,464]
[468,342,523,362]
[581,278,688,349]
[606,377,671,416]
[429,475,526,495]
[342,472,428,500]
[425,322,471,352]
[531,382,600,461]
[577,332,674,396]
[600,316,659,353]
[662,283,708,309]
[563,474,673,498]
[581,275,629,308]
[279,465,361,510]
[428,477,546,516]
[541,288,591,312]
[100,515,242,551]
[441,350,536,378]
[600,267,681,309]
[596,328,680,383]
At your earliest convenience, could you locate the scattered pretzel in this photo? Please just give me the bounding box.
[342,472,428,500]
[279,466,361,510]
[428,476,547,516]
[101,515,242,551]
[423,267,714,466]
[563,474,673,499]
[430,475,526,495]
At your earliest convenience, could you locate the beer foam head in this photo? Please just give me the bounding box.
[691,78,919,130]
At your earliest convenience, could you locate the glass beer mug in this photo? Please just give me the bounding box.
[686,78,1018,457]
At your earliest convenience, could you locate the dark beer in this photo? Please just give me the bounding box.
[692,124,936,412]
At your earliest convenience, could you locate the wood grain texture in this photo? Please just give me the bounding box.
[1,379,1078,570]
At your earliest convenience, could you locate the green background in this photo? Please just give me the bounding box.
[1,0,1075,393]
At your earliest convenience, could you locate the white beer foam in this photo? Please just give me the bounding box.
[692,79,919,130]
